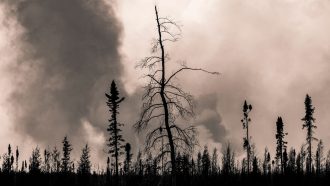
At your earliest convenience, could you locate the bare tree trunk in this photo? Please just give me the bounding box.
[155,5,177,183]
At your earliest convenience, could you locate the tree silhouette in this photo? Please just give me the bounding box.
[275,117,288,174]
[262,148,271,175]
[51,146,61,173]
[287,148,296,174]
[29,147,42,174]
[241,100,252,174]
[222,143,235,175]
[105,80,125,178]
[201,146,210,176]
[61,136,73,173]
[43,148,51,173]
[315,140,324,175]
[77,144,91,175]
[124,143,133,174]
[15,146,19,172]
[2,144,14,174]
[302,94,316,173]
[134,6,218,180]
[211,148,219,175]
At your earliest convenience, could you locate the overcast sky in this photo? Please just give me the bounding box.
[1,0,330,167]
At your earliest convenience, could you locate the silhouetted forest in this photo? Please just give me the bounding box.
[1,5,330,186]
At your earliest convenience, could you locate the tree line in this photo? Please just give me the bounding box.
[1,5,330,186]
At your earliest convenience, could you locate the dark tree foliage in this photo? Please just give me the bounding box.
[222,143,235,175]
[211,148,219,175]
[275,117,288,174]
[51,146,61,173]
[241,100,252,174]
[61,136,73,173]
[29,147,42,174]
[105,80,125,177]
[262,148,271,175]
[43,148,51,173]
[201,146,211,176]
[16,146,19,172]
[301,94,316,173]
[287,148,296,174]
[315,140,324,175]
[124,143,133,174]
[2,144,14,174]
[77,144,91,175]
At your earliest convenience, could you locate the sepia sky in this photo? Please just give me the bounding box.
[1,0,330,166]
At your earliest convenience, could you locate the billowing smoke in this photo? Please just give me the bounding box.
[2,0,125,161]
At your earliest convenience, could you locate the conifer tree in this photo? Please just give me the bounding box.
[302,94,316,173]
[316,140,324,175]
[275,117,287,174]
[106,80,125,177]
[29,147,42,174]
[124,143,133,174]
[241,100,252,174]
[77,144,91,175]
[61,136,73,173]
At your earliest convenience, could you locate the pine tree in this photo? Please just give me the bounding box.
[275,117,288,174]
[77,144,91,175]
[301,94,316,173]
[51,146,61,173]
[201,146,210,176]
[197,151,202,175]
[2,144,14,174]
[106,80,125,177]
[29,147,42,174]
[16,146,19,172]
[211,148,219,175]
[241,100,252,174]
[222,143,235,175]
[315,140,324,175]
[61,136,73,173]
[124,143,133,174]
[262,148,271,175]
[287,148,296,174]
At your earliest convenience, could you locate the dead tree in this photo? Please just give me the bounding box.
[134,6,219,177]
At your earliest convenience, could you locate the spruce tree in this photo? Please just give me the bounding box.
[302,94,316,173]
[124,143,132,174]
[275,117,287,174]
[77,144,91,175]
[241,100,253,174]
[105,80,125,177]
[61,136,73,173]
[29,147,42,174]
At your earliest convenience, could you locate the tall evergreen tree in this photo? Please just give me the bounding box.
[262,148,271,175]
[302,94,316,173]
[287,148,296,174]
[124,143,133,174]
[315,140,324,175]
[241,100,252,174]
[222,143,235,175]
[2,144,14,174]
[51,146,61,173]
[275,117,288,174]
[201,146,211,176]
[211,148,219,175]
[61,136,73,173]
[77,144,91,175]
[106,80,125,177]
[29,147,42,174]
[16,146,19,172]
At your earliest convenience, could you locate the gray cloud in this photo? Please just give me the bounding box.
[1,0,126,161]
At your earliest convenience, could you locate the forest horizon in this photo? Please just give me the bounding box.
[1,0,330,185]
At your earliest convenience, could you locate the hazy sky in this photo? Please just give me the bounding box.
[1,0,330,167]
